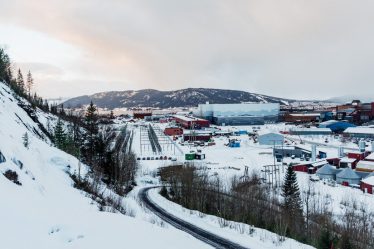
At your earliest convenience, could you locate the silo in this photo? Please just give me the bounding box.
[338,146,344,158]
[359,140,366,153]
[311,144,317,161]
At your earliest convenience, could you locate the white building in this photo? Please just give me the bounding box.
[258,133,284,146]
[194,102,280,125]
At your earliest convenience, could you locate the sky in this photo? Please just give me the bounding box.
[0,0,374,100]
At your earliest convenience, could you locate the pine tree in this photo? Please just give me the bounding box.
[22,132,29,149]
[84,101,99,164]
[0,48,11,83]
[26,70,33,97]
[16,69,25,95]
[54,119,66,149]
[282,165,302,212]
[281,165,304,238]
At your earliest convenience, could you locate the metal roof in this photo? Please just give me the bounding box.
[316,164,337,175]
[336,168,361,179]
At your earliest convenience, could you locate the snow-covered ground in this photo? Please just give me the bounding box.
[0,82,211,249]
[148,188,314,249]
[130,120,374,231]
[2,78,373,249]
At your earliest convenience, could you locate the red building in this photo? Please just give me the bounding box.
[361,176,374,194]
[283,113,320,123]
[347,152,370,161]
[133,110,152,119]
[183,130,212,142]
[173,115,210,129]
[164,127,183,136]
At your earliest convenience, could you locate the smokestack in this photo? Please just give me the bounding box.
[311,144,317,162]
[359,140,366,153]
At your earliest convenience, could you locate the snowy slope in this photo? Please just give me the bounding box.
[0,82,210,249]
[63,88,295,109]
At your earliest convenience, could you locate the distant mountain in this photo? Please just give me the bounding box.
[63,88,294,109]
[327,95,374,104]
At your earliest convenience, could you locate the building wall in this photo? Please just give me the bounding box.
[290,131,332,135]
[361,182,373,194]
[213,116,266,126]
[258,133,284,146]
[183,134,211,142]
[164,128,183,136]
[317,173,336,181]
[336,177,361,185]
[196,103,280,125]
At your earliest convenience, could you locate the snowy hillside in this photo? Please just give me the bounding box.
[0,82,210,249]
[63,88,294,109]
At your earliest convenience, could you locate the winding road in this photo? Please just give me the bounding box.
[139,187,249,249]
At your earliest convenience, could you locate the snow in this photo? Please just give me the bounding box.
[362,175,374,186]
[3,78,374,249]
[148,188,314,249]
[365,152,374,160]
[344,126,374,135]
[0,82,212,249]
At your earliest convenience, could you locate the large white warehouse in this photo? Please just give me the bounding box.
[194,102,280,125]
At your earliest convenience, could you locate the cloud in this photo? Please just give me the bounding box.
[1,0,374,99]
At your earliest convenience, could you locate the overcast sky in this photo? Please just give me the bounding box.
[1,0,374,100]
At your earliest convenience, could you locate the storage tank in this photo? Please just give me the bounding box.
[311,144,317,161]
[338,146,344,158]
[359,140,366,153]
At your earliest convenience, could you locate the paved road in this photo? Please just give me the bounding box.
[139,187,249,249]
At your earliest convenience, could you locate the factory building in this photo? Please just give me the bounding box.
[258,133,284,146]
[336,168,361,185]
[164,127,183,136]
[343,127,374,138]
[290,128,332,136]
[316,164,338,181]
[319,120,356,133]
[133,110,152,119]
[183,130,212,142]
[283,113,320,123]
[173,115,210,129]
[194,102,279,126]
[361,173,374,194]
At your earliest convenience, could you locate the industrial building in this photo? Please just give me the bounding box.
[336,168,361,185]
[258,133,284,146]
[289,128,332,136]
[133,110,152,119]
[183,130,212,142]
[194,102,279,126]
[319,120,356,133]
[361,173,374,194]
[316,164,338,181]
[343,127,374,138]
[173,115,210,129]
[283,113,320,123]
[356,160,374,172]
[164,127,183,136]
[273,146,327,159]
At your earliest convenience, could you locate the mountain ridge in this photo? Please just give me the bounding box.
[63,88,295,109]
